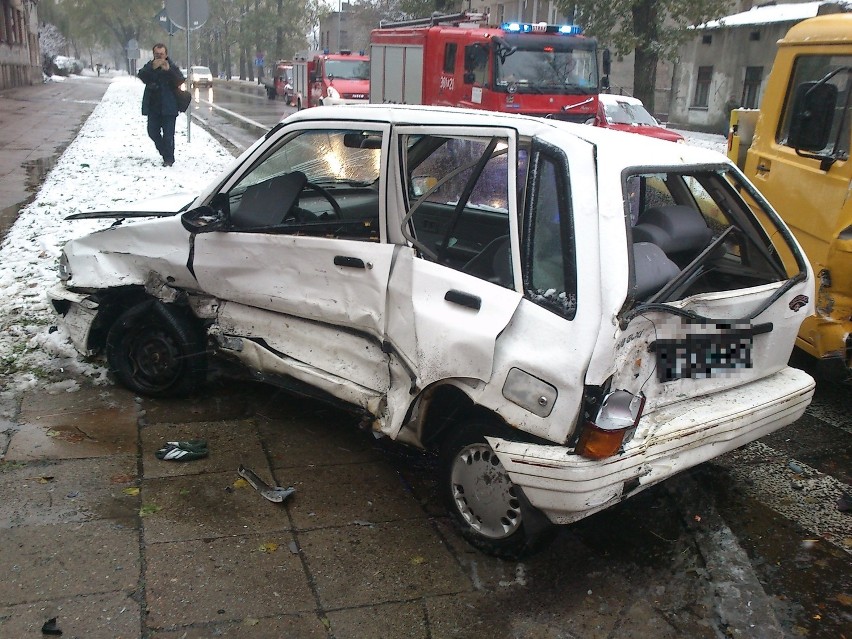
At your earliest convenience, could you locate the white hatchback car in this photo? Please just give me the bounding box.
[49,105,815,558]
[188,65,213,89]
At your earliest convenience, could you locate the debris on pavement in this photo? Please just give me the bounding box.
[237,464,294,503]
[41,616,62,635]
[155,439,209,461]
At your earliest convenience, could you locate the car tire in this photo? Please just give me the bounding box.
[106,300,206,397]
[438,419,557,559]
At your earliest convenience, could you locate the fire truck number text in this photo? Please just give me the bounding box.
[440,75,454,91]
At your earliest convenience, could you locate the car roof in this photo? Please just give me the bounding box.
[282,104,727,169]
[598,93,644,106]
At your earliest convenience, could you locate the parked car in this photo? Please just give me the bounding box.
[49,105,815,558]
[592,93,685,143]
[188,65,213,89]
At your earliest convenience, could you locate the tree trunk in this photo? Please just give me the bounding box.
[631,0,659,113]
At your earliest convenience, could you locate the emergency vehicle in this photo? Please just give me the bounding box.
[291,50,370,110]
[369,12,609,121]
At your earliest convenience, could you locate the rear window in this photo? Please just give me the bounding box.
[624,168,796,304]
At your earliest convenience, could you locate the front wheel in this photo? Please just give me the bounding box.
[438,420,557,559]
[106,300,206,397]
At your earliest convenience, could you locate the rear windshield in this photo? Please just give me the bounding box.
[624,167,800,305]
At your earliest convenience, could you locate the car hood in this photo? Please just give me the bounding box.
[66,191,199,220]
[607,123,684,143]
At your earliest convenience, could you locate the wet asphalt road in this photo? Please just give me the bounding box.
[0,78,849,638]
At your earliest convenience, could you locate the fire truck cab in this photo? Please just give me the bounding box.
[291,50,370,110]
[370,12,608,122]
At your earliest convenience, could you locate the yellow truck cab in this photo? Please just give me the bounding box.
[729,13,852,381]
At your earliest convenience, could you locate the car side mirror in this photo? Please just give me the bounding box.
[788,81,838,152]
[181,193,229,233]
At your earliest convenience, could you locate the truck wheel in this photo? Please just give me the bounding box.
[438,420,557,559]
[106,300,206,397]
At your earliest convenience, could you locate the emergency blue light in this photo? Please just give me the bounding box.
[501,22,583,35]
[559,24,583,35]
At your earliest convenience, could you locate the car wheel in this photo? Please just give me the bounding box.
[439,420,557,559]
[106,300,206,397]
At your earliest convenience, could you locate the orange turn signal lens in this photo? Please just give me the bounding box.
[575,421,629,460]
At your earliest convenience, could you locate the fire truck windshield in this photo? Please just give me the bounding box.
[325,59,370,80]
[496,45,597,93]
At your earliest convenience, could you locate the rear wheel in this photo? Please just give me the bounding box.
[106,300,206,397]
[438,420,557,559]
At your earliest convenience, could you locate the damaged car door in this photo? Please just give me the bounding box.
[189,124,396,412]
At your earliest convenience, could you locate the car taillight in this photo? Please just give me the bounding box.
[576,390,645,460]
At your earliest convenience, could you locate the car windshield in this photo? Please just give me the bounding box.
[496,45,597,90]
[604,101,658,126]
[192,66,211,75]
[325,59,370,80]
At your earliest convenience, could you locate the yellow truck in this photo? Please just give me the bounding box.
[729,13,852,381]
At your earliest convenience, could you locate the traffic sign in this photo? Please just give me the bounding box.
[154,9,179,35]
[165,0,209,31]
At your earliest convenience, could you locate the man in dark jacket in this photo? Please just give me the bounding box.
[137,43,185,167]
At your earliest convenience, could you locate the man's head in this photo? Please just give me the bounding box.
[153,44,168,60]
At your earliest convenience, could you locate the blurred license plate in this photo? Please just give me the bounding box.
[652,331,753,382]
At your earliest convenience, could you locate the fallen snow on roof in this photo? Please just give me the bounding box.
[699,1,845,29]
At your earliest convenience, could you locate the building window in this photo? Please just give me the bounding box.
[693,66,712,108]
[741,66,763,109]
[702,34,712,45]
[443,43,456,74]
[749,31,760,41]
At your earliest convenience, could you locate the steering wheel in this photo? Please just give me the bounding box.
[304,181,342,219]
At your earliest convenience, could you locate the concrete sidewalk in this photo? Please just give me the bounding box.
[0,79,787,639]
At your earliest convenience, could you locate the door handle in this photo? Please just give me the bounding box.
[445,289,481,310]
[334,255,365,269]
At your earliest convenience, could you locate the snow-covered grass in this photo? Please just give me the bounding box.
[0,77,233,407]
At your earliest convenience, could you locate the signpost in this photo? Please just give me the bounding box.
[164,0,210,142]
[154,8,179,52]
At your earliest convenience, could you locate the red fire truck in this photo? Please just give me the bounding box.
[291,50,370,110]
[370,12,609,122]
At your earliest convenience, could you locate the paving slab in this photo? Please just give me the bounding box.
[0,455,138,527]
[0,591,141,638]
[144,533,315,629]
[7,385,139,460]
[260,404,382,468]
[141,470,292,544]
[140,379,263,425]
[147,612,328,638]
[0,520,139,604]
[286,460,428,530]
[299,520,470,609]
[325,600,427,638]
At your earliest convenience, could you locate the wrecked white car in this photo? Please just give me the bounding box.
[49,105,816,558]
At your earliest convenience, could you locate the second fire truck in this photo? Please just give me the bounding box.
[291,50,370,110]
[369,12,609,122]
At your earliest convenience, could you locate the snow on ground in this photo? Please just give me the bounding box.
[0,76,728,407]
[0,77,232,407]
